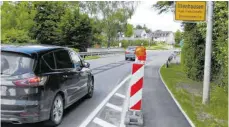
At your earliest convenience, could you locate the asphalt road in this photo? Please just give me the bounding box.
[2,50,191,127]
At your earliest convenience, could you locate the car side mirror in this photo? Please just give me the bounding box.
[83,62,90,68]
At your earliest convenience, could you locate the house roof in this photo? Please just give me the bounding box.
[134,29,146,36]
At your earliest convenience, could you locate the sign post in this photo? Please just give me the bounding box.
[202,1,214,105]
[174,1,213,105]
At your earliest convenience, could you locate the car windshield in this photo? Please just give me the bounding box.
[1,52,35,76]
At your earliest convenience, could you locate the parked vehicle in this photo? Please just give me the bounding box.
[125,46,137,61]
[1,44,94,126]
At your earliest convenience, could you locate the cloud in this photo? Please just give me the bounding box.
[128,1,182,32]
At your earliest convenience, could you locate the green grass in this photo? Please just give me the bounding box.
[160,64,228,127]
[84,55,100,60]
[146,43,169,50]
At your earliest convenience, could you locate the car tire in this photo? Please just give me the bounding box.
[46,94,64,127]
[125,57,128,60]
[86,78,94,98]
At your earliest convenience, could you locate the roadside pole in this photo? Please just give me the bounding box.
[202,1,214,105]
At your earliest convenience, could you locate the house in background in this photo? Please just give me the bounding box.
[119,29,150,41]
[132,29,148,38]
[150,30,175,45]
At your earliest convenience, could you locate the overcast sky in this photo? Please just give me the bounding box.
[128,1,182,32]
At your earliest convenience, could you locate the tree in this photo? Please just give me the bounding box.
[30,2,67,45]
[174,30,183,45]
[125,24,134,37]
[152,1,174,14]
[54,2,93,51]
[1,2,36,43]
[80,1,139,48]
[136,25,143,29]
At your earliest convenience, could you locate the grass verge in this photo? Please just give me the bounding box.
[84,55,100,60]
[160,64,228,127]
[146,43,170,50]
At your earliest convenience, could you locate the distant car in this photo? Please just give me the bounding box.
[1,45,94,126]
[125,46,137,61]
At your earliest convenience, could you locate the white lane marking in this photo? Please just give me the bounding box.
[129,89,142,108]
[120,80,131,127]
[106,103,122,112]
[93,117,117,127]
[130,65,144,87]
[158,66,196,127]
[78,75,131,127]
[115,93,126,99]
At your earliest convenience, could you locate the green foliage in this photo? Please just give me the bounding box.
[1,2,37,44]
[181,23,205,81]
[124,24,134,37]
[59,7,93,51]
[174,30,183,45]
[152,1,174,14]
[30,2,66,45]
[81,1,138,48]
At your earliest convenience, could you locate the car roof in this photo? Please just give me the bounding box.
[1,44,67,56]
[127,46,137,48]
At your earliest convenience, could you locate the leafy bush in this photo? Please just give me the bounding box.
[181,23,205,81]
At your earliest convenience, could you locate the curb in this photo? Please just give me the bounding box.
[158,65,196,127]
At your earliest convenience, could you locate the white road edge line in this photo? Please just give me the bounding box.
[115,93,126,99]
[93,117,117,127]
[158,65,196,127]
[106,103,122,112]
[78,75,131,127]
[120,77,131,127]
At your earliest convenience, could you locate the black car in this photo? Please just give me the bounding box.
[1,44,94,126]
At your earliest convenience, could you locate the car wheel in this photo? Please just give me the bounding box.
[86,79,94,98]
[125,57,128,60]
[46,94,64,126]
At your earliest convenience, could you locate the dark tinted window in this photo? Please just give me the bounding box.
[43,52,55,69]
[1,52,34,76]
[54,50,73,69]
[40,52,55,73]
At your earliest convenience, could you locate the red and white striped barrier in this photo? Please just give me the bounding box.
[128,63,144,110]
[125,46,146,126]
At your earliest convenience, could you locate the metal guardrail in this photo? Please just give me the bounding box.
[165,51,181,68]
[78,51,124,58]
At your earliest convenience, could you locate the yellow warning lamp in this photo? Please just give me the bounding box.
[135,46,146,57]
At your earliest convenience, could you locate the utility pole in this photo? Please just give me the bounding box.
[202,1,214,105]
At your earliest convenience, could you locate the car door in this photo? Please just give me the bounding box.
[54,49,80,105]
[68,50,89,98]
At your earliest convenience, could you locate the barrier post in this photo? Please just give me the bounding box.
[125,46,146,126]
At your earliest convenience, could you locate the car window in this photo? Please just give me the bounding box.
[1,52,34,76]
[42,52,55,69]
[54,50,73,69]
[40,52,55,73]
